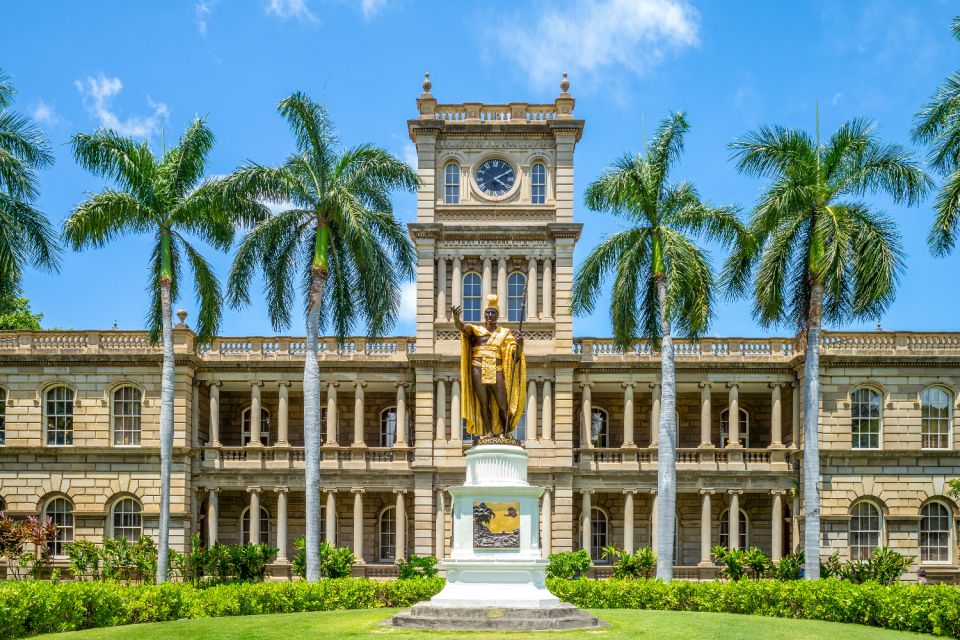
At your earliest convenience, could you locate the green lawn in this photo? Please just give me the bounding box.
[35,609,933,639]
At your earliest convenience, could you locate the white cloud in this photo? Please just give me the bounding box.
[831,91,843,106]
[31,99,61,127]
[196,1,214,35]
[266,0,317,21]
[359,0,391,19]
[491,0,699,90]
[75,74,169,138]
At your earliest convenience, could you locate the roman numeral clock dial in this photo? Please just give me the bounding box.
[474,159,516,198]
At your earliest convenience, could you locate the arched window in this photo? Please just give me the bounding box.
[0,387,6,445]
[922,387,952,450]
[589,407,609,447]
[462,272,482,322]
[507,272,526,321]
[444,163,460,204]
[720,407,750,448]
[241,406,270,446]
[112,386,142,446]
[590,506,608,561]
[111,498,143,542]
[531,162,547,204]
[921,502,952,563]
[45,386,74,446]
[850,501,882,561]
[719,509,748,550]
[381,407,397,447]
[851,388,882,449]
[378,506,396,562]
[241,506,270,545]
[44,497,73,556]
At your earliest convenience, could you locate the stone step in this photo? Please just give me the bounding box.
[382,605,608,631]
[407,604,583,620]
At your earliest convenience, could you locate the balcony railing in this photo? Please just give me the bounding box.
[198,445,414,471]
[574,447,790,470]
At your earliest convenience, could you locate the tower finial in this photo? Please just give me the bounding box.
[560,72,570,94]
[422,72,432,94]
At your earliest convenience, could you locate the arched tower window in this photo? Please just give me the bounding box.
[531,162,547,204]
[507,272,526,321]
[444,163,460,204]
[462,272,482,322]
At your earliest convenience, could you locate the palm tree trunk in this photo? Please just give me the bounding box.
[655,276,676,581]
[156,276,175,584]
[303,267,326,582]
[802,279,824,580]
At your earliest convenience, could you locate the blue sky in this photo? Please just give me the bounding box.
[2,0,958,338]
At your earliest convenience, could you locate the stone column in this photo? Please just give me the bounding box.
[526,379,538,443]
[451,256,462,310]
[726,383,741,448]
[497,256,508,317]
[482,257,492,302]
[650,489,659,553]
[248,486,261,544]
[395,382,408,446]
[699,382,713,447]
[580,383,593,448]
[541,256,553,319]
[275,486,288,561]
[325,490,337,544]
[450,380,462,444]
[771,490,785,562]
[207,488,219,544]
[699,489,714,566]
[791,496,800,553]
[792,381,800,447]
[436,256,447,321]
[395,490,407,561]
[435,378,447,442]
[650,383,661,448]
[623,489,636,553]
[191,383,200,447]
[434,490,445,560]
[353,381,366,447]
[248,381,263,446]
[277,381,290,445]
[541,489,552,556]
[622,382,635,446]
[770,383,784,448]
[580,490,592,556]
[542,379,553,441]
[208,381,221,446]
[527,256,538,320]
[352,489,364,563]
[728,490,741,550]
[326,382,339,445]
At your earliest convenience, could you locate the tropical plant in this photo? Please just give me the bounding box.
[771,551,804,581]
[546,550,591,580]
[64,119,267,582]
[571,112,746,581]
[292,538,356,579]
[744,546,771,579]
[912,17,960,256]
[712,545,748,581]
[601,545,657,579]
[724,117,931,579]
[0,69,60,298]
[0,289,42,330]
[225,93,417,581]
[65,539,100,580]
[396,553,439,579]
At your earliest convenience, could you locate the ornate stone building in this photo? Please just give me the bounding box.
[1,79,959,581]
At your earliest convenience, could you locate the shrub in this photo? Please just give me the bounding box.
[743,547,771,579]
[396,554,439,579]
[291,539,356,579]
[546,550,591,579]
[770,552,803,581]
[601,545,656,579]
[819,548,911,585]
[711,546,748,581]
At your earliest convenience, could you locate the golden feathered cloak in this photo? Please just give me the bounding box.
[459,324,527,437]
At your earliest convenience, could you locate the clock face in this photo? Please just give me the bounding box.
[474,159,516,198]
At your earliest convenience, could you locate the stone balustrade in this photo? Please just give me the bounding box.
[574,447,791,471]
[198,444,414,471]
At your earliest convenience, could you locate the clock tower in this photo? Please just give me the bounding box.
[407,74,584,555]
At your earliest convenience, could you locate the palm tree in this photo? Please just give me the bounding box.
[724,117,931,579]
[225,93,417,582]
[912,17,960,255]
[571,112,745,581]
[64,119,266,582]
[0,69,59,298]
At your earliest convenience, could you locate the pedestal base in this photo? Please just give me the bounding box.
[383,604,608,631]
[430,558,559,608]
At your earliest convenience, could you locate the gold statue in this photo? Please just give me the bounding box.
[451,294,526,438]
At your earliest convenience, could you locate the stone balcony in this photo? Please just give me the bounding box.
[197,445,414,472]
[573,447,793,472]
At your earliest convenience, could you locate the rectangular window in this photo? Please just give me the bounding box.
[531,163,546,204]
[444,164,460,205]
[851,388,881,449]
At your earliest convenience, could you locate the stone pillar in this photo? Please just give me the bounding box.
[451,256,462,310]
[435,490,445,560]
[623,489,636,553]
[275,486,288,561]
[482,257,492,302]
[580,490,592,556]
[435,378,447,442]
[699,489,714,566]
[770,383,784,448]
[728,490,741,550]
[248,381,263,446]
[699,382,713,447]
[622,382,635,446]
[352,489,364,563]
[325,490,336,544]
[541,256,553,319]
[450,380,462,444]
[207,488,219,544]
[248,486,261,544]
[277,380,290,445]
[395,490,407,562]
[497,256,508,317]
[650,383,661,448]
[580,383,592,447]
[771,490,785,562]
[527,256,538,319]
[650,490,659,553]
[395,382,408,446]
[191,383,200,447]
[208,381,221,446]
[726,383,741,448]
[436,256,447,321]
[792,381,800,447]
[542,380,553,441]
[526,379,538,443]
[541,489,552,556]
[326,382,339,445]
[791,495,800,553]
[353,381,366,447]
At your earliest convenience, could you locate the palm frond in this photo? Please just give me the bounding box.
[571,228,647,316]
[0,111,53,200]
[929,168,960,255]
[278,92,337,164]
[0,192,61,280]
[662,229,713,339]
[647,112,688,198]
[584,153,648,221]
[729,125,816,180]
[174,177,270,251]
[0,69,13,109]
[846,204,904,320]
[838,137,932,206]
[146,233,181,342]
[177,235,223,340]
[71,131,158,206]
[63,190,153,250]
[608,235,650,348]
[157,117,215,201]
[752,214,809,329]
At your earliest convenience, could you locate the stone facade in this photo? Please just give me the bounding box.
[1,82,959,582]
